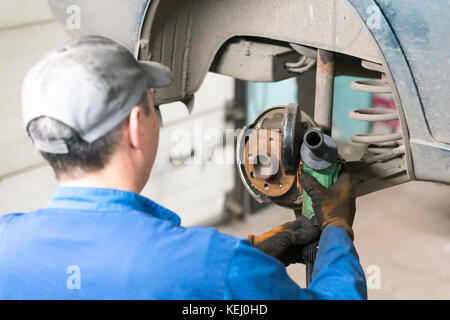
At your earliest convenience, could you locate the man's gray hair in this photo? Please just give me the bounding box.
[28,93,150,179]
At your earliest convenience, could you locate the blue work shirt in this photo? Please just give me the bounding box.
[0,187,367,299]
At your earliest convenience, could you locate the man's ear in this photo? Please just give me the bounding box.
[128,106,142,149]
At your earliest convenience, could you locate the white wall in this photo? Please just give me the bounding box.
[0,0,235,226]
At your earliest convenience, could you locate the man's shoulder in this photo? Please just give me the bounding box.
[168,224,250,257]
[137,222,254,269]
[0,212,27,226]
[0,212,26,220]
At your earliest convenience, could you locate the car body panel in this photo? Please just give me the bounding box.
[139,0,382,105]
[348,0,450,183]
[374,0,450,144]
[47,0,150,54]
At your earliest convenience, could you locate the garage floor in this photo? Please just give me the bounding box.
[217,180,450,300]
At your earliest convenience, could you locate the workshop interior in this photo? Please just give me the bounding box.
[0,0,449,300]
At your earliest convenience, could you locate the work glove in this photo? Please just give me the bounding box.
[299,170,356,240]
[248,215,321,266]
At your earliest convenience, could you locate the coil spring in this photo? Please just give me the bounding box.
[349,60,404,156]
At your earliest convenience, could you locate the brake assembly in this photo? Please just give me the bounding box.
[236,104,342,214]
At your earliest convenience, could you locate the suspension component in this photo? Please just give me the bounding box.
[314,49,335,135]
[349,60,404,157]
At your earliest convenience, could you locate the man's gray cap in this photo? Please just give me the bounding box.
[22,35,174,154]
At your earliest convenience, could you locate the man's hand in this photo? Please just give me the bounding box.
[248,215,320,266]
[299,171,356,240]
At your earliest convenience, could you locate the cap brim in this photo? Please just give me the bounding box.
[139,61,174,89]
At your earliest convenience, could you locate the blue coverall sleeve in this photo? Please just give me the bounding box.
[223,226,367,300]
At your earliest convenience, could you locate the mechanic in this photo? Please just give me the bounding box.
[0,36,367,299]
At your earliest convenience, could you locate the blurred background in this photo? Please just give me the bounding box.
[1,0,449,299]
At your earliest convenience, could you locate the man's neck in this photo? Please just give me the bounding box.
[59,167,142,194]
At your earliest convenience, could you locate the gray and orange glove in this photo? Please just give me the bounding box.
[248,215,320,266]
[298,170,356,240]
[249,170,356,265]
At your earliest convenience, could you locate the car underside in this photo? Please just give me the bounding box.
[48,0,450,203]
